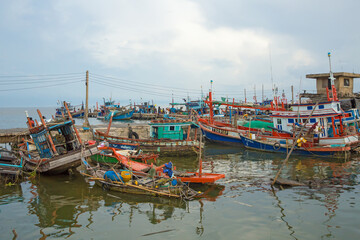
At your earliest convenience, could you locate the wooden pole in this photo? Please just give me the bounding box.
[37,109,57,155]
[83,70,90,128]
[186,124,191,140]
[106,111,114,135]
[291,85,294,105]
[271,103,319,186]
[198,131,203,177]
[64,101,83,145]
[209,91,213,124]
[244,89,247,103]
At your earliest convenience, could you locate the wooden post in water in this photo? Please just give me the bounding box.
[198,131,203,177]
[271,103,319,186]
[83,70,90,128]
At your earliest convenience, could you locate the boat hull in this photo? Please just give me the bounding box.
[199,122,243,145]
[23,145,100,174]
[240,135,350,158]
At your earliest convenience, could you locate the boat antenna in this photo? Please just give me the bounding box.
[328,52,338,101]
[269,47,274,99]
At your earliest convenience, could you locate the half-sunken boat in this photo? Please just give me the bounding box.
[21,109,99,174]
[81,158,199,200]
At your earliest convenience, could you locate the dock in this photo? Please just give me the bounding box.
[0,129,30,144]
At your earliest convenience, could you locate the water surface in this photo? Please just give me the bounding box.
[1,144,360,239]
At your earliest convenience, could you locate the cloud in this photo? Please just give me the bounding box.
[2,0,356,107]
[47,0,315,90]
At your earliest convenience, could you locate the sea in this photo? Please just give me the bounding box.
[1,107,360,239]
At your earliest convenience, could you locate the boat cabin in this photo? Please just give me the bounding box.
[149,120,199,140]
[30,121,80,158]
[271,101,349,138]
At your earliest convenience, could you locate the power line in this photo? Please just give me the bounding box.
[91,79,187,98]
[91,73,202,94]
[0,77,84,85]
[0,72,83,78]
[0,80,83,91]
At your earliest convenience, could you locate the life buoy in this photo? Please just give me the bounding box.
[273,142,280,150]
[128,131,139,139]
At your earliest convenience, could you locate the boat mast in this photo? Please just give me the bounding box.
[328,52,338,101]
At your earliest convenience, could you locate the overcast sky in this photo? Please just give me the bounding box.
[1,0,360,107]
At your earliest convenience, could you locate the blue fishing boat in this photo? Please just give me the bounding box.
[199,121,243,145]
[239,134,351,158]
[22,109,100,174]
[104,108,135,121]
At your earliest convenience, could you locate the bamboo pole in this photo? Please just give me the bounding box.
[37,109,57,155]
[64,101,83,145]
[271,103,319,186]
[106,111,114,135]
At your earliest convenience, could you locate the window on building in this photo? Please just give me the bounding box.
[169,126,175,131]
[344,78,350,87]
[310,118,316,123]
[319,105,324,109]
[288,119,294,123]
[337,104,340,112]
[307,106,313,110]
[277,119,282,125]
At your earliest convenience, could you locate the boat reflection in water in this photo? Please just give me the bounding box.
[19,170,225,239]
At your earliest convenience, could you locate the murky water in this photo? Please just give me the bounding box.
[1,144,360,239]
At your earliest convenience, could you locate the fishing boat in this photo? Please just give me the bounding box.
[198,90,274,145]
[95,146,225,184]
[90,147,158,165]
[55,101,85,119]
[104,108,135,121]
[239,53,360,158]
[21,106,100,174]
[81,158,199,200]
[240,134,351,158]
[0,148,23,177]
[96,119,203,156]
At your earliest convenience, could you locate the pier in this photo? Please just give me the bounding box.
[0,124,152,144]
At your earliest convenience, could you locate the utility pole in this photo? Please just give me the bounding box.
[291,85,294,104]
[254,85,257,103]
[244,89,247,103]
[83,70,90,128]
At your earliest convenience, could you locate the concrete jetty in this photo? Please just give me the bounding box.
[0,123,151,144]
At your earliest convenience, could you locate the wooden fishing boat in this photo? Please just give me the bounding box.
[104,108,135,121]
[55,101,85,119]
[0,148,23,177]
[90,148,158,165]
[81,159,199,200]
[240,133,351,158]
[99,146,225,184]
[21,106,100,174]
[93,170,198,200]
[199,121,244,145]
[96,119,203,156]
